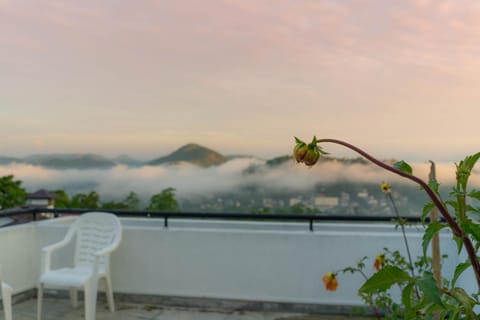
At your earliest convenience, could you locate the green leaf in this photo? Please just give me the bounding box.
[468,189,480,200]
[438,310,450,320]
[453,236,463,254]
[445,199,459,212]
[457,152,480,190]
[450,287,476,317]
[401,281,415,311]
[417,302,442,317]
[467,204,480,213]
[452,261,471,287]
[464,152,480,172]
[449,309,460,320]
[294,136,305,144]
[394,160,413,175]
[417,272,443,307]
[358,265,411,294]
[421,202,435,224]
[428,179,440,194]
[449,187,464,198]
[462,220,480,243]
[422,221,447,257]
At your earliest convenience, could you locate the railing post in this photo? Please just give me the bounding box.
[309,219,313,232]
[164,216,168,228]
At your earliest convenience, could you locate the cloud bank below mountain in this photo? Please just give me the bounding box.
[0,159,478,203]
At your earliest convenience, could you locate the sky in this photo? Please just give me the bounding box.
[1,0,480,162]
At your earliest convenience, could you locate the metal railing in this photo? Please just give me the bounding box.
[0,206,430,231]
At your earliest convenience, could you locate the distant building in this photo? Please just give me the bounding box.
[314,196,339,208]
[262,198,274,208]
[289,197,302,206]
[26,189,57,209]
[357,189,368,198]
[367,196,378,206]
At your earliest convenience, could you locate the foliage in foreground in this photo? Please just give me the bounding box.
[295,136,480,319]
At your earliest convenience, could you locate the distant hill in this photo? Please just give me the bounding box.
[266,155,293,167]
[24,154,116,169]
[243,154,372,175]
[148,143,228,167]
[0,146,393,170]
[112,155,144,167]
[264,155,369,168]
[225,154,258,160]
[0,156,23,165]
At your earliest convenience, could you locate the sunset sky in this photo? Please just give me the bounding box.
[1,0,480,161]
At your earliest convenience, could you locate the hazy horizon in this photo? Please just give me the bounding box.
[2,141,478,164]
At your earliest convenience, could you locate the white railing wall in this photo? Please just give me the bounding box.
[0,217,470,307]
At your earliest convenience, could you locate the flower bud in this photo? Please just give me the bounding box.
[303,147,320,166]
[293,137,308,163]
[293,136,328,166]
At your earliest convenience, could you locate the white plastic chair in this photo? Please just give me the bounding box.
[37,212,122,320]
[0,265,12,320]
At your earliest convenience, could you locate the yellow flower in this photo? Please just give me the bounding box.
[374,254,386,271]
[322,272,339,291]
[381,182,391,193]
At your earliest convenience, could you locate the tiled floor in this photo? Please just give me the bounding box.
[11,298,372,320]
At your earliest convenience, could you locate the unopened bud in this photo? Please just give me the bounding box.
[293,136,327,166]
[293,137,308,163]
[303,147,320,166]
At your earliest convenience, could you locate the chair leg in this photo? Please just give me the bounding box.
[2,284,12,320]
[84,280,98,320]
[104,275,115,312]
[37,284,44,320]
[70,287,78,308]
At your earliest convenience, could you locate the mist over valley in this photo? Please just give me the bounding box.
[1,144,478,216]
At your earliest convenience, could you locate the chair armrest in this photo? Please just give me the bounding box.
[41,240,69,275]
[42,238,71,254]
[41,228,76,274]
[94,241,120,258]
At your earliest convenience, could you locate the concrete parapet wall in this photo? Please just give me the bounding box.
[0,217,468,308]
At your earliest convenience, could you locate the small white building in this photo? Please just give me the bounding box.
[289,197,302,206]
[314,196,339,208]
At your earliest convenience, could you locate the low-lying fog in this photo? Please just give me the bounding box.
[1,158,478,203]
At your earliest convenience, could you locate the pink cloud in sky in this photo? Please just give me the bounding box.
[1,1,480,160]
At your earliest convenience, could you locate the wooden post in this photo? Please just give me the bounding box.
[429,160,442,289]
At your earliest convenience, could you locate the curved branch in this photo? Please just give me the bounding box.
[317,138,480,291]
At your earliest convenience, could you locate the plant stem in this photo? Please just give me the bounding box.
[317,138,480,291]
[387,193,415,277]
[356,269,382,319]
[387,193,420,300]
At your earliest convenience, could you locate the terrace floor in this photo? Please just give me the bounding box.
[11,297,372,320]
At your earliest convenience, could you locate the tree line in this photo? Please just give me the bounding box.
[0,174,179,212]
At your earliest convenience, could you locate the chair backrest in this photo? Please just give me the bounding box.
[72,212,122,268]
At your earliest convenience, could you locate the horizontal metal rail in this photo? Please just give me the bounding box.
[0,206,435,232]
